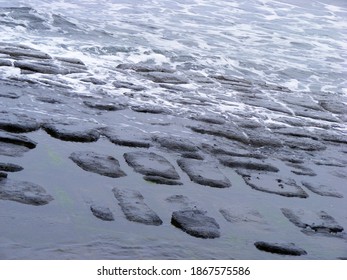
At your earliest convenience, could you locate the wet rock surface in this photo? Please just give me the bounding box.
[0,179,53,206]
[254,241,307,256]
[0,162,23,172]
[0,131,37,156]
[124,151,180,180]
[171,209,220,239]
[0,112,40,133]
[0,37,346,259]
[42,120,100,142]
[177,158,231,188]
[220,208,265,224]
[281,208,344,235]
[69,151,126,178]
[219,156,279,172]
[90,205,114,221]
[237,170,308,198]
[301,181,343,198]
[101,127,151,148]
[113,188,163,226]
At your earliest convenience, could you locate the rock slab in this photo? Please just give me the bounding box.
[113,188,162,226]
[69,151,126,178]
[254,241,307,256]
[124,151,180,180]
[171,209,220,239]
[0,179,53,206]
[177,158,231,188]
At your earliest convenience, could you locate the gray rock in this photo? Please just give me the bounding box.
[246,130,283,147]
[101,127,151,148]
[0,59,12,67]
[177,158,231,188]
[189,124,249,144]
[113,81,146,91]
[0,91,20,99]
[90,205,114,221]
[131,105,171,114]
[237,171,308,198]
[190,114,226,125]
[202,143,266,160]
[220,208,265,224]
[143,176,183,185]
[0,46,51,60]
[81,77,107,85]
[0,112,40,133]
[171,209,220,239]
[289,104,339,123]
[280,136,327,151]
[301,181,343,198]
[281,208,344,234]
[288,164,317,176]
[319,100,347,115]
[0,172,7,178]
[116,63,175,73]
[143,72,189,84]
[0,162,23,172]
[0,179,53,205]
[254,241,307,256]
[124,151,180,180]
[14,59,87,75]
[69,151,126,178]
[113,188,162,226]
[219,156,279,172]
[153,135,199,152]
[0,131,37,149]
[83,100,125,111]
[42,121,100,142]
[180,152,204,160]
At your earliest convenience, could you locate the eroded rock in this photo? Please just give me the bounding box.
[83,100,125,111]
[113,188,162,226]
[0,179,53,205]
[124,151,180,180]
[171,209,220,239]
[281,208,344,234]
[220,208,265,224]
[237,170,308,198]
[0,112,40,133]
[101,127,151,148]
[143,176,183,185]
[42,121,100,142]
[219,156,279,172]
[301,181,343,198]
[70,151,126,178]
[0,162,23,172]
[90,205,114,221]
[153,135,199,153]
[177,158,231,188]
[254,241,307,256]
[189,124,249,144]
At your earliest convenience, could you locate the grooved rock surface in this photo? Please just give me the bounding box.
[237,171,308,198]
[70,151,126,178]
[171,209,220,239]
[254,241,307,256]
[124,151,180,180]
[113,188,163,226]
[177,158,231,188]
[0,179,53,206]
[281,208,344,235]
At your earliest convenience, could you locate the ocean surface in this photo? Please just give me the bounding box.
[0,0,346,259]
[1,0,346,107]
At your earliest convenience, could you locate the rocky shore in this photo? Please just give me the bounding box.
[0,44,346,259]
